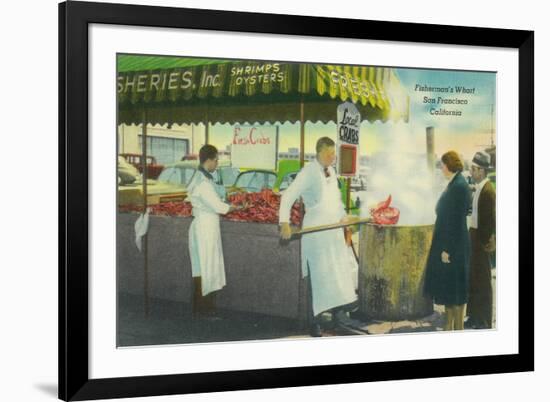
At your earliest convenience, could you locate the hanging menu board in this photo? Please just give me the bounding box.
[336,102,360,176]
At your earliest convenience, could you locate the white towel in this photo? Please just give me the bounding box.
[134,208,151,251]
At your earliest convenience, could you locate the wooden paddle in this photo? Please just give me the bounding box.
[290,217,372,237]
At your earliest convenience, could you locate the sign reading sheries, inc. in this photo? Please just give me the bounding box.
[336,102,360,176]
[231,125,278,170]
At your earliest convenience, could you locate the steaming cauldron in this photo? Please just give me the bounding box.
[358,223,434,320]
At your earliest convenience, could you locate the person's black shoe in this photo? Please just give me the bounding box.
[465,319,483,329]
[310,323,322,337]
[473,321,491,330]
[349,309,364,321]
[332,309,352,326]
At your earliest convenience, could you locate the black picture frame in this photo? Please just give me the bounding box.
[59,1,534,400]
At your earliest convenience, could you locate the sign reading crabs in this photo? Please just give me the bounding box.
[230,125,279,170]
[232,126,272,145]
[336,102,361,176]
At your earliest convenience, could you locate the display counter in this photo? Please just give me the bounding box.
[117,213,309,322]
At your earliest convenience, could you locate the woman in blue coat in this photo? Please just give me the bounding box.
[424,151,472,331]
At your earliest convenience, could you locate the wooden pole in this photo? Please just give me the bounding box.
[204,107,210,145]
[299,100,305,167]
[346,177,352,213]
[141,108,149,317]
[298,98,306,328]
[426,126,435,174]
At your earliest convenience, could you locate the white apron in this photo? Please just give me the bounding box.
[188,173,229,296]
[301,170,358,316]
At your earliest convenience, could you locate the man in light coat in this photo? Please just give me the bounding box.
[279,137,358,337]
[188,145,242,318]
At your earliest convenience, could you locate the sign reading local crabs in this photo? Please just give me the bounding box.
[336,102,360,176]
[231,125,278,170]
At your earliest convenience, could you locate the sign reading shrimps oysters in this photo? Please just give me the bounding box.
[336,102,360,176]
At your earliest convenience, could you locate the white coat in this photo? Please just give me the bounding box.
[279,159,358,316]
[187,170,231,296]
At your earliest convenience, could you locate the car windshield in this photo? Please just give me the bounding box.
[158,166,197,186]
[278,172,298,191]
[235,171,276,192]
[157,167,183,185]
[211,170,220,184]
[220,167,240,186]
[158,165,240,187]
[182,168,198,185]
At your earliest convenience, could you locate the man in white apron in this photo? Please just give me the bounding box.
[279,137,358,336]
[188,145,241,318]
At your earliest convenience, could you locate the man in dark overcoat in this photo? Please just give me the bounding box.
[466,151,496,329]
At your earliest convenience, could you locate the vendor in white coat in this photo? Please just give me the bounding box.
[279,137,358,337]
[188,145,242,317]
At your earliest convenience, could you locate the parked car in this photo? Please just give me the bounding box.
[229,160,301,194]
[118,156,140,185]
[488,171,496,189]
[180,154,199,161]
[118,158,191,207]
[118,178,187,206]
[349,166,370,191]
[232,170,278,193]
[231,159,358,214]
[277,171,298,192]
[274,160,302,191]
[157,160,240,190]
[120,153,164,179]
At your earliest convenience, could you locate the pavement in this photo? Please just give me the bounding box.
[118,268,496,347]
[117,292,307,347]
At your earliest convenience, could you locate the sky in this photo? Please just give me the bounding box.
[394,67,496,160]
[207,66,496,163]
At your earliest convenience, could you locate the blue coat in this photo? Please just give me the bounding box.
[423,172,472,305]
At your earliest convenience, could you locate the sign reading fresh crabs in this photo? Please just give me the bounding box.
[230,124,278,170]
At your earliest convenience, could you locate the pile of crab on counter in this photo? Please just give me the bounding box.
[118,188,302,226]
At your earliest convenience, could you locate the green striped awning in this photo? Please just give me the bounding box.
[117,54,409,125]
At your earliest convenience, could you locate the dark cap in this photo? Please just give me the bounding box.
[472,151,491,169]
